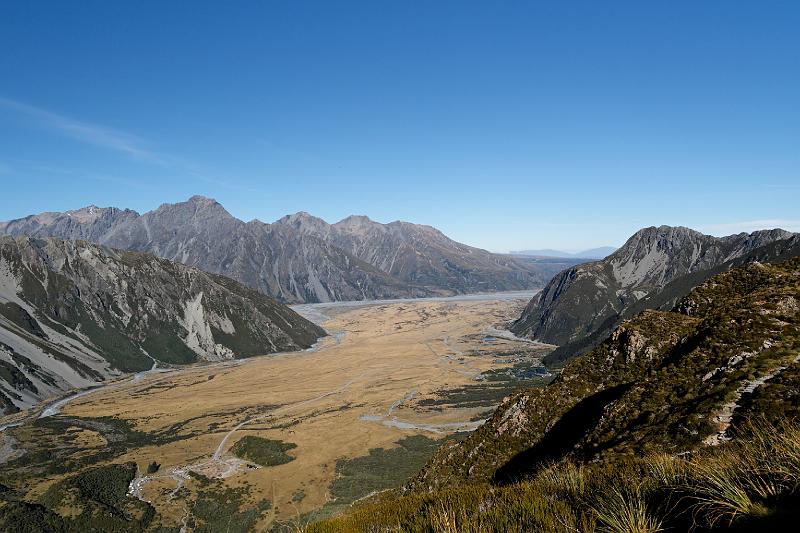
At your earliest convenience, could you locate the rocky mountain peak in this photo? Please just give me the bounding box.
[511,224,798,351]
[187,194,218,205]
[721,228,794,252]
[154,196,234,222]
[610,225,705,259]
[334,214,374,226]
[275,211,331,235]
[332,215,383,237]
[63,205,108,224]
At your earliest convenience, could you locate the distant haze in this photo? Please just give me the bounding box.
[509,247,617,259]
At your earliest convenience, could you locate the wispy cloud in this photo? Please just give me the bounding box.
[764,184,800,190]
[700,219,800,235]
[0,97,273,197]
[0,96,160,162]
[25,164,158,191]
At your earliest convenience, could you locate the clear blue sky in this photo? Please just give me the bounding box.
[1,1,798,252]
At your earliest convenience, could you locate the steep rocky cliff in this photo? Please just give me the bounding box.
[0,236,325,413]
[511,226,796,353]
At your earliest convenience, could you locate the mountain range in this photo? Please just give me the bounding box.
[0,236,324,414]
[414,256,800,488]
[509,246,617,259]
[2,206,800,530]
[0,196,566,304]
[511,226,800,365]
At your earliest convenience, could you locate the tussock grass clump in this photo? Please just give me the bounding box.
[683,417,800,528]
[591,485,662,533]
[644,453,690,488]
[308,482,596,532]
[533,460,589,499]
[309,418,800,532]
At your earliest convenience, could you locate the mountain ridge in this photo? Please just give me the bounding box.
[510,225,797,352]
[0,235,325,414]
[0,196,560,303]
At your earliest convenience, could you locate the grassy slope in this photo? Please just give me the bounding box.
[311,257,800,531]
[413,258,800,487]
[310,419,800,532]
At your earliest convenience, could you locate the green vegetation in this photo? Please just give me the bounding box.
[305,435,448,522]
[140,329,198,364]
[230,435,297,467]
[0,415,153,482]
[184,477,271,533]
[40,462,139,509]
[210,317,277,358]
[71,312,154,372]
[0,302,47,338]
[422,365,553,412]
[0,463,157,532]
[310,418,800,532]
[0,359,37,395]
[0,501,68,533]
[14,263,153,372]
[734,364,800,426]
[0,459,270,532]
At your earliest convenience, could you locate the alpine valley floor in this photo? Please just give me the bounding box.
[0,292,554,531]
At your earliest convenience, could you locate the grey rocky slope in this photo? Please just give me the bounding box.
[276,211,560,293]
[510,225,797,358]
[0,196,554,303]
[0,236,325,414]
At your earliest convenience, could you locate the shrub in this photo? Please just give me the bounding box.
[230,435,297,467]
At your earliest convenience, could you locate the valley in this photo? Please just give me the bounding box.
[0,291,553,530]
[2,4,797,530]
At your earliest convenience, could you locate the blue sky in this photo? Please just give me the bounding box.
[1,1,798,252]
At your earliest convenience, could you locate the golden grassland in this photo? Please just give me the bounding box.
[0,296,549,530]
